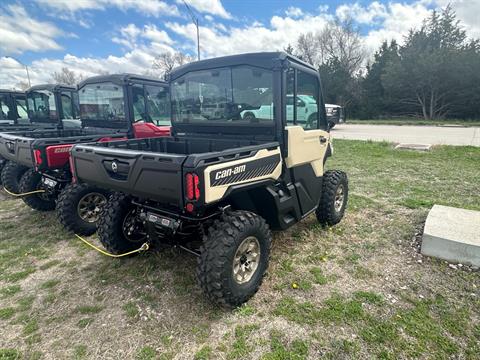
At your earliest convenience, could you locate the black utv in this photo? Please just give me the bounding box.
[0,85,78,188]
[70,52,348,307]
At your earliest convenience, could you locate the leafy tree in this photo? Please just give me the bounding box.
[361,40,400,118]
[382,6,480,120]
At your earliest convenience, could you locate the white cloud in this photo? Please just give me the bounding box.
[285,6,304,18]
[0,4,65,55]
[177,0,231,19]
[336,1,387,24]
[363,2,432,53]
[166,12,332,58]
[35,0,180,17]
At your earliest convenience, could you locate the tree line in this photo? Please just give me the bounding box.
[290,6,480,120]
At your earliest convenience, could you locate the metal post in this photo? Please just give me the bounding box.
[6,56,31,88]
[182,0,200,61]
[25,65,31,87]
[196,19,200,61]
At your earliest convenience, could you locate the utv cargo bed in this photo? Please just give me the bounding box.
[0,128,125,168]
[71,136,278,207]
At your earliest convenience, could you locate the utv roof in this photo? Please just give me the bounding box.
[78,74,167,88]
[169,52,317,80]
[325,104,342,108]
[0,89,25,95]
[27,84,76,93]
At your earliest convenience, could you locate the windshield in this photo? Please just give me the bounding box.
[79,82,126,122]
[172,66,274,124]
[27,90,56,121]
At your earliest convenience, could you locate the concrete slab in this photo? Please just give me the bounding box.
[395,143,432,151]
[421,205,480,266]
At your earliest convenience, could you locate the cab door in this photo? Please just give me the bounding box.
[284,67,330,216]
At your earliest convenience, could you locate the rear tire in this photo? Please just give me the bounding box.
[18,169,56,211]
[316,170,348,226]
[197,210,271,308]
[57,183,109,236]
[1,161,28,193]
[97,193,147,255]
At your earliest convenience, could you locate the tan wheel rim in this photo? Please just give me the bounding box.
[233,236,261,284]
[77,192,107,223]
[334,184,345,213]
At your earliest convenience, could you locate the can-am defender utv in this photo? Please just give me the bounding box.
[0,74,171,235]
[70,52,348,307]
[0,86,75,187]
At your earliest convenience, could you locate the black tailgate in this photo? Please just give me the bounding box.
[72,144,187,206]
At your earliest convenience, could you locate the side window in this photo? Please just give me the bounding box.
[145,85,170,126]
[132,85,146,122]
[27,97,35,118]
[286,69,295,126]
[72,92,80,118]
[0,95,10,120]
[60,91,74,119]
[296,70,319,130]
[48,91,57,120]
[15,97,28,119]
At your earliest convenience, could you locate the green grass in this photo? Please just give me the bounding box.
[0,349,21,360]
[0,285,21,298]
[0,140,478,358]
[136,346,156,360]
[348,118,480,127]
[0,307,15,320]
[227,324,260,359]
[40,279,60,290]
[329,140,480,211]
[262,330,309,360]
[194,345,213,360]
[75,305,104,315]
[5,268,36,283]
[123,302,139,319]
[77,318,94,329]
[73,345,87,360]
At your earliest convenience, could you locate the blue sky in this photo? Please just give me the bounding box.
[1,0,478,88]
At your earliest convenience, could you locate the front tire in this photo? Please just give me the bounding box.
[316,170,348,226]
[18,169,56,211]
[197,210,271,308]
[57,183,109,236]
[1,161,28,193]
[97,193,147,255]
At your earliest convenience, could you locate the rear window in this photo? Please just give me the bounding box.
[172,66,274,125]
[79,82,126,122]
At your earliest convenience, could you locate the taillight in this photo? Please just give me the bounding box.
[185,173,200,201]
[34,150,43,165]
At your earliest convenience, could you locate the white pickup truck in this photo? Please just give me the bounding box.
[241,94,319,128]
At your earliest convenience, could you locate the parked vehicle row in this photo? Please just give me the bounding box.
[0,52,348,307]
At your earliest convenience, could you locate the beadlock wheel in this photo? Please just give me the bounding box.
[233,236,261,284]
[77,192,107,223]
[334,184,345,213]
